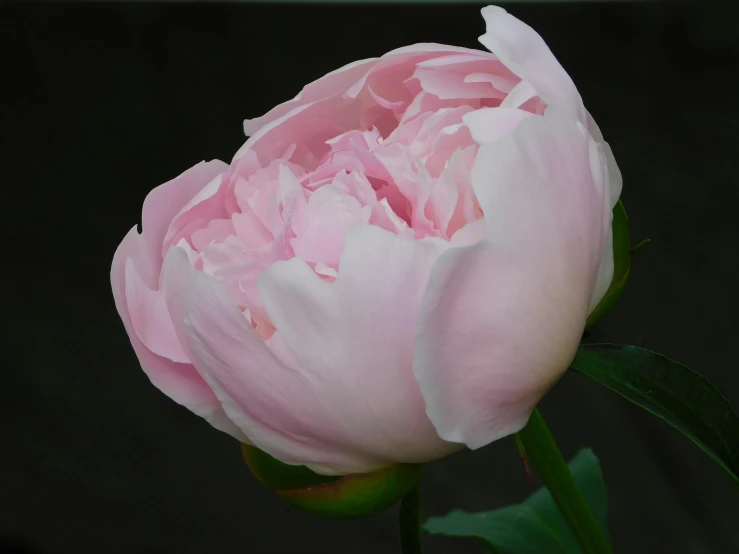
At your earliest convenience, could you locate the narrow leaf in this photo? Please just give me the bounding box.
[571,344,739,482]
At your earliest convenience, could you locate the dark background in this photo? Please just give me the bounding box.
[2,2,738,553]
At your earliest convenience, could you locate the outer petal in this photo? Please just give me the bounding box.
[585,111,622,312]
[125,258,189,363]
[588,224,614,314]
[235,96,363,171]
[243,58,379,137]
[138,160,228,287]
[413,110,608,449]
[243,44,498,145]
[258,225,459,467]
[111,228,246,441]
[478,6,584,122]
[175,225,463,474]
[178,252,386,475]
[601,141,623,209]
[385,43,497,57]
[462,107,533,144]
[587,110,623,209]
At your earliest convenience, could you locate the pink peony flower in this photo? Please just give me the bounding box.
[112,6,621,475]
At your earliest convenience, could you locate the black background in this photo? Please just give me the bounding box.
[3,2,739,553]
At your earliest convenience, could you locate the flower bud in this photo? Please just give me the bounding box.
[112,6,626,471]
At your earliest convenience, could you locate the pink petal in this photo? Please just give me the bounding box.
[373,144,436,237]
[465,72,516,95]
[583,113,621,312]
[413,106,475,153]
[589,224,614,314]
[257,225,461,470]
[413,110,608,449]
[290,185,371,268]
[232,209,274,251]
[325,127,382,151]
[478,6,584,122]
[137,160,228,288]
[416,53,496,67]
[400,91,476,124]
[368,85,407,111]
[385,43,495,57]
[501,79,538,109]
[585,111,622,209]
[240,97,362,171]
[190,219,235,252]
[177,253,385,475]
[162,173,230,258]
[427,150,461,235]
[413,66,506,100]
[463,107,534,144]
[423,123,475,179]
[345,46,484,99]
[111,228,246,441]
[585,136,617,314]
[450,219,486,247]
[125,258,189,363]
[243,58,379,137]
[602,140,622,209]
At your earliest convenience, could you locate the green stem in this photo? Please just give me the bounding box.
[398,484,422,554]
[516,408,612,554]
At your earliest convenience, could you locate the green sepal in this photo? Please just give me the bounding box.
[586,200,631,328]
[242,444,340,490]
[242,444,424,519]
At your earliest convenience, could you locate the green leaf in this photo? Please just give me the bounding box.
[424,449,608,553]
[426,506,568,554]
[571,344,739,482]
[587,200,631,328]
